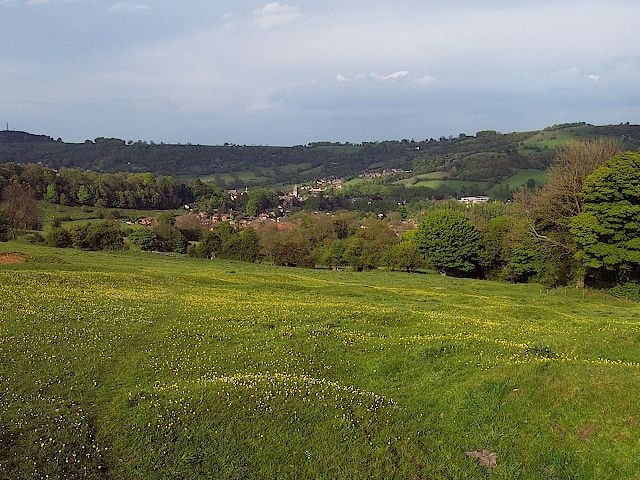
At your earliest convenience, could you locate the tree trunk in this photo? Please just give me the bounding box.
[575,268,585,289]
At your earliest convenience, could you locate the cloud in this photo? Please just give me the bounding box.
[252,2,301,29]
[336,71,431,83]
[110,2,149,13]
[384,70,409,80]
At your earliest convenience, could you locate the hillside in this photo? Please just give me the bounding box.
[1,123,639,190]
[2,243,640,478]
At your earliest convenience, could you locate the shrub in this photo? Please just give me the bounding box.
[609,282,640,302]
[26,232,46,245]
[46,227,73,248]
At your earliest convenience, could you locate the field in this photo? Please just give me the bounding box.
[488,169,548,194]
[2,243,640,479]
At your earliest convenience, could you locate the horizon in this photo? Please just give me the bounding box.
[3,121,635,148]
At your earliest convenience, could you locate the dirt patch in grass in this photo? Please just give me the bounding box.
[464,450,497,469]
[578,423,595,441]
[0,252,27,265]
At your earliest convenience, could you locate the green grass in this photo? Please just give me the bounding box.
[414,179,488,190]
[488,169,548,193]
[40,202,182,226]
[278,162,312,175]
[2,242,640,479]
[395,171,449,186]
[518,128,587,153]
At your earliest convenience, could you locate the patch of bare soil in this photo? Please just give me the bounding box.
[0,252,27,265]
[578,423,595,441]
[464,449,497,469]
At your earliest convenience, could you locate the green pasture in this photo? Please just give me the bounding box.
[395,171,449,186]
[40,202,180,224]
[488,169,548,193]
[518,128,587,152]
[413,179,488,191]
[1,243,640,479]
[278,162,312,175]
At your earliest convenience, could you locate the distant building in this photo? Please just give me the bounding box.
[459,196,490,204]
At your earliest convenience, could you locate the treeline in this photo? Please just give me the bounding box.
[0,163,227,210]
[0,161,507,222]
[3,124,639,188]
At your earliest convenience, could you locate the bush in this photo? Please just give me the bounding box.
[46,227,73,248]
[26,232,46,245]
[68,221,125,251]
[129,228,160,251]
[610,282,640,302]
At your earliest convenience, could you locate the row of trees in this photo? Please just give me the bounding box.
[0,163,228,210]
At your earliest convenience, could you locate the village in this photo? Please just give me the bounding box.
[135,171,490,231]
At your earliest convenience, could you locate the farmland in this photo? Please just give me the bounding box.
[1,243,640,479]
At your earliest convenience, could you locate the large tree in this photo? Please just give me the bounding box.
[526,138,621,239]
[1,183,41,238]
[570,151,640,284]
[415,208,480,276]
[515,138,621,286]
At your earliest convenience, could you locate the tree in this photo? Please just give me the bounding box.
[415,208,480,276]
[570,151,640,285]
[245,189,278,217]
[526,138,621,242]
[67,221,125,250]
[516,138,621,287]
[0,209,10,241]
[174,214,203,241]
[384,240,424,272]
[238,227,260,262]
[1,183,41,238]
[477,215,517,277]
[353,219,398,269]
[45,226,73,248]
[128,228,159,251]
[153,222,188,254]
[193,222,235,259]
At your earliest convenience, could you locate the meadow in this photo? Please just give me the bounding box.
[1,243,640,479]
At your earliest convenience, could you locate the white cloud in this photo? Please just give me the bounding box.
[336,71,429,83]
[384,70,409,80]
[252,2,301,29]
[110,2,149,13]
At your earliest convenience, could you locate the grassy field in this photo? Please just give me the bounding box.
[487,169,548,195]
[2,243,640,479]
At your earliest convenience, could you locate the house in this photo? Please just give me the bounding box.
[459,196,490,204]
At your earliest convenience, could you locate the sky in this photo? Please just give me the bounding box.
[1,0,639,145]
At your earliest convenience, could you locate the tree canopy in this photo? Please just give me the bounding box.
[415,208,480,276]
[570,151,640,283]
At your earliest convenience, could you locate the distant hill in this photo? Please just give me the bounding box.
[1,123,639,190]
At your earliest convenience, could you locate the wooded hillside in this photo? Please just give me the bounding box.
[2,123,639,189]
